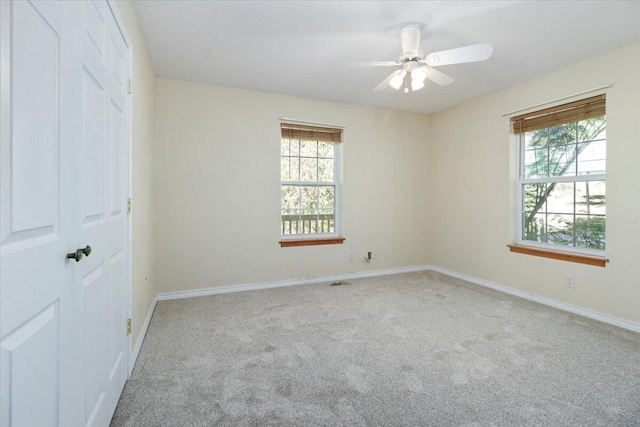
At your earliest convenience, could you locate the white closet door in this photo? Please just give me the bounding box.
[0,1,131,426]
[76,1,130,426]
[0,1,79,426]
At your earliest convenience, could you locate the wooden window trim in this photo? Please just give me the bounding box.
[507,244,608,267]
[279,237,345,247]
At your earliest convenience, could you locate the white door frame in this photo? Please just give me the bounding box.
[105,0,134,378]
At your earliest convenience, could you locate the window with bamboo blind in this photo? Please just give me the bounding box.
[511,95,607,260]
[279,123,344,247]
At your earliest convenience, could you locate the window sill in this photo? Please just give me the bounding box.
[279,237,346,247]
[507,244,608,267]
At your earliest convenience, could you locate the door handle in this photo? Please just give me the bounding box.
[66,245,92,262]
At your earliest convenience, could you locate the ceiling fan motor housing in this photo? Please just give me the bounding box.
[403,61,421,72]
[400,23,422,58]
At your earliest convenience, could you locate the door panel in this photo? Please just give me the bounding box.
[82,67,106,225]
[84,1,105,61]
[109,100,125,218]
[109,34,125,87]
[1,303,59,427]
[83,265,107,426]
[1,0,60,251]
[108,251,126,379]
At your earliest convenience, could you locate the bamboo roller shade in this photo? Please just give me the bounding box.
[281,123,343,143]
[511,94,606,134]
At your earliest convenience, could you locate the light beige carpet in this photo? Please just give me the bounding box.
[111,271,640,426]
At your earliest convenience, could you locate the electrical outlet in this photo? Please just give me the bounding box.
[371,251,378,260]
[348,254,354,262]
[565,276,575,289]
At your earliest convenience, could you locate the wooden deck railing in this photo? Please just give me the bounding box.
[282,214,334,235]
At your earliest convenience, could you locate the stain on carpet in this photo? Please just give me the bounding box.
[329,281,352,286]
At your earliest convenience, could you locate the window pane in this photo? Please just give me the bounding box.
[549,144,576,177]
[300,186,318,215]
[297,186,318,234]
[281,185,300,213]
[575,215,605,250]
[578,117,606,142]
[547,214,574,247]
[317,141,334,158]
[318,186,334,211]
[300,158,317,181]
[280,157,290,181]
[290,139,300,156]
[300,140,317,157]
[286,157,299,181]
[548,123,576,148]
[524,128,547,150]
[575,181,605,215]
[281,139,290,156]
[282,185,302,236]
[524,149,548,178]
[523,183,548,243]
[577,140,606,175]
[318,158,334,182]
[523,184,547,214]
[319,186,335,233]
[523,212,547,243]
[546,182,574,215]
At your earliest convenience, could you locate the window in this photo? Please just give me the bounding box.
[280,123,343,246]
[513,95,606,255]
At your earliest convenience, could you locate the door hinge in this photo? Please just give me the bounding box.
[126,318,132,336]
[127,198,132,215]
[127,78,132,94]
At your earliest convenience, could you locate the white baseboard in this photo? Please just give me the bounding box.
[129,297,157,376]
[428,265,640,333]
[154,263,639,334]
[156,264,431,301]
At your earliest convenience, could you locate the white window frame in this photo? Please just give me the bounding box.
[516,126,606,257]
[279,134,341,241]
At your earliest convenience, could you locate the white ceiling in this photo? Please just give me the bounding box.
[133,1,640,115]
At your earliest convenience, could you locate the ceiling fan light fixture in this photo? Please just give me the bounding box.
[411,79,425,91]
[389,70,407,90]
[411,68,427,83]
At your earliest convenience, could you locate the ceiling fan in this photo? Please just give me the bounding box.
[341,24,493,93]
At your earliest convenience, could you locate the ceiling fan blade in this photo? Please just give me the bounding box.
[425,43,493,66]
[341,61,399,67]
[400,24,421,57]
[423,66,454,86]
[373,69,402,92]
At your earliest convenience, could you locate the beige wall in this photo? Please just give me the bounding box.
[155,79,431,294]
[427,42,640,323]
[114,1,157,348]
